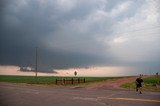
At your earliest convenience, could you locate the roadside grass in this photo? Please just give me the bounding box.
[121,76,160,92]
[0,75,123,85]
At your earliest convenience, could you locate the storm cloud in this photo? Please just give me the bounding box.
[0,0,160,73]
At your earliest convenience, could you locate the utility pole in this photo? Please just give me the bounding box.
[35,47,38,77]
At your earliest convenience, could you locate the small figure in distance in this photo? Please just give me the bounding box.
[135,75,143,94]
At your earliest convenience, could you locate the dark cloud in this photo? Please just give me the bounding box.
[0,0,160,74]
[0,0,111,71]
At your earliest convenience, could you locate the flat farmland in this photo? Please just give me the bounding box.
[0,75,124,85]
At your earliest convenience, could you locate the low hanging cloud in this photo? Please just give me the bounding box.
[0,0,160,73]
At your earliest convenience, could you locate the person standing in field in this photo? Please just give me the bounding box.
[135,75,143,94]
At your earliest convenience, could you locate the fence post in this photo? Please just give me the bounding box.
[72,78,73,84]
[78,78,80,83]
[56,79,57,84]
[84,78,85,83]
[63,79,65,84]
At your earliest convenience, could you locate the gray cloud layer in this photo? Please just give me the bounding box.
[0,0,160,73]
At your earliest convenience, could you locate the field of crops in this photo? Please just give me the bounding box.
[0,75,121,85]
[121,76,160,92]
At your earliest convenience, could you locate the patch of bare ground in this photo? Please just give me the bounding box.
[86,77,138,90]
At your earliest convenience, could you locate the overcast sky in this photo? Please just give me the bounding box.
[0,0,160,74]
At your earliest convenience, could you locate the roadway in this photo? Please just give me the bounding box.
[0,83,160,106]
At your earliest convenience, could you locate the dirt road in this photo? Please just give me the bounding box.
[0,77,160,106]
[86,76,137,90]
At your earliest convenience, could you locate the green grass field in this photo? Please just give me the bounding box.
[121,76,160,92]
[0,75,122,85]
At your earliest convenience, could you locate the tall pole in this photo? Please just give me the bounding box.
[35,47,38,77]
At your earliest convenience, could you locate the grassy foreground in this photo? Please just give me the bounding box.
[0,75,122,85]
[121,76,160,92]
